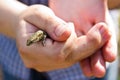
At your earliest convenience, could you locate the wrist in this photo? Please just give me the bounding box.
[0,0,28,38]
[11,1,28,28]
[9,0,28,38]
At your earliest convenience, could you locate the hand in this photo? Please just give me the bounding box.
[15,5,111,71]
[49,0,117,77]
[16,5,74,71]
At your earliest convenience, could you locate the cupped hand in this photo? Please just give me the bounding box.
[15,5,74,71]
[14,5,111,72]
[49,0,117,77]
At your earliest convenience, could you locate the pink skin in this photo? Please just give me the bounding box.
[49,0,117,77]
[16,5,111,72]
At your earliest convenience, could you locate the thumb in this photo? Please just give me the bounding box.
[22,5,71,41]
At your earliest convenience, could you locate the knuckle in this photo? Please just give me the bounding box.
[32,5,54,16]
[88,35,101,47]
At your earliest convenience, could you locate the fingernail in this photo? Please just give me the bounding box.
[54,23,67,37]
[99,24,111,41]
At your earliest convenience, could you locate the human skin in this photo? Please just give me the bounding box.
[49,0,117,77]
[14,5,111,71]
[0,0,111,72]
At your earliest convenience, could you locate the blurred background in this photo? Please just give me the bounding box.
[0,0,120,80]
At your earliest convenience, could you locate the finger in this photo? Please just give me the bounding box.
[71,22,111,61]
[102,38,117,62]
[91,50,106,78]
[79,58,93,77]
[22,5,71,41]
[102,14,117,62]
[61,23,77,60]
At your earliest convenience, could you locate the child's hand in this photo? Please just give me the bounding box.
[49,0,117,77]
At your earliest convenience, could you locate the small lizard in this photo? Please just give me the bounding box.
[26,30,47,46]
